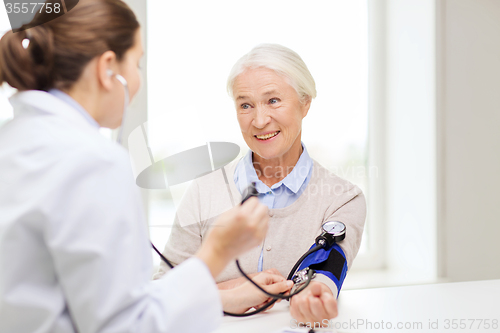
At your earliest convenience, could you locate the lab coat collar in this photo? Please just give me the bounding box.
[48,89,100,129]
[9,90,100,132]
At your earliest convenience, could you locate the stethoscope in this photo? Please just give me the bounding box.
[107,69,129,145]
[112,75,347,317]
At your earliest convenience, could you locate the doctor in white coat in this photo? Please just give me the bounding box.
[0,0,292,332]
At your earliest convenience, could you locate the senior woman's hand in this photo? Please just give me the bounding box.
[289,281,338,325]
[220,272,293,313]
[217,268,284,290]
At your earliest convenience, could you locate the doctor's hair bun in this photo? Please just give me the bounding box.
[0,0,139,92]
[0,26,55,91]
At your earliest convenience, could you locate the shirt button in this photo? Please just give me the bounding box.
[266,246,272,251]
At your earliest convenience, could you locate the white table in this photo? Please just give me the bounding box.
[214,279,500,333]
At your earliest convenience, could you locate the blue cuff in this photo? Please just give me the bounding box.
[295,244,348,297]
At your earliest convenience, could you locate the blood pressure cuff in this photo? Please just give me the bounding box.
[296,244,347,297]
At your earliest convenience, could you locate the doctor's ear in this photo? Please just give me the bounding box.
[96,50,118,91]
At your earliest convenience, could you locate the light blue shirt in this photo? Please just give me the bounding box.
[48,89,100,129]
[234,143,313,271]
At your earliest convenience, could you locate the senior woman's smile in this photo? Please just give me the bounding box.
[255,130,280,141]
[233,67,311,163]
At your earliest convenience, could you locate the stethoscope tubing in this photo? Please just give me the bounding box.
[114,73,129,145]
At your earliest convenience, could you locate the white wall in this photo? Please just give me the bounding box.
[361,0,500,286]
[346,0,439,288]
[437,0,500,281]
[122,0,149,219]
[379,0,438,280]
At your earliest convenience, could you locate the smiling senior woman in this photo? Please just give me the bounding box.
[155,44,366,322]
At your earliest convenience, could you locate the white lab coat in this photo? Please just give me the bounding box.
[0,91,222,333]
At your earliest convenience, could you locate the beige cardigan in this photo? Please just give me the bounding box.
[154,159,366,296]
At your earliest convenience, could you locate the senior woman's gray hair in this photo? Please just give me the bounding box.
[226,43,317,103]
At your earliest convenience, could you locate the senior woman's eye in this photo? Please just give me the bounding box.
[241,103,251,109]
[269,98,280,104]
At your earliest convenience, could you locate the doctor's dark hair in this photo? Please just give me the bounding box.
[0,0,139,92]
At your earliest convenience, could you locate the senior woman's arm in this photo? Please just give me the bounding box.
[290,185,367,324]
[315,185,366,294]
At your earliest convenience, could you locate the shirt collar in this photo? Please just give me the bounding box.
[238,149,267,194]
[279,144,312,193]
[236,143,313,194]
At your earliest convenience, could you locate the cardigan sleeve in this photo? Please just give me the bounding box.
[326,186,366,269]
[324,185,367,271]
[310,184,366,296]
[153,180,204,280]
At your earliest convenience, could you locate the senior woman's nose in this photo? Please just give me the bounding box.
[252,107,271,129]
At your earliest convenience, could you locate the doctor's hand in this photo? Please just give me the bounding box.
[220,272,293,314]
[196,197,269,279]
[289,281,338,325]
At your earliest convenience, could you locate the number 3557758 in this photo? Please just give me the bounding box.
[5,2,62,14]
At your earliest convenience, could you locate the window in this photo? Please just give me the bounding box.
[146,0,370,267]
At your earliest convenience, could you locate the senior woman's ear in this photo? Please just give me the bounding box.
[300,95,312,118]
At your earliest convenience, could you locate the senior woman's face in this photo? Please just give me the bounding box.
[233,67,310,160]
